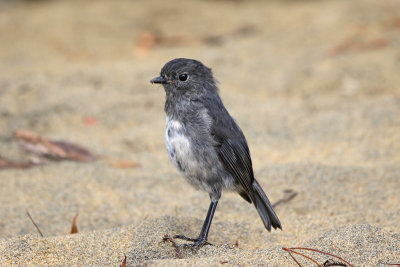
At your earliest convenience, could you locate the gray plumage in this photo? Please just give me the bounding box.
[151,58,281,247]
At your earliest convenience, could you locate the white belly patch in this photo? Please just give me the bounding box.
[165,117,191,169]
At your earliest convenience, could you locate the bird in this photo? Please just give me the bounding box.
[150,58,281,249]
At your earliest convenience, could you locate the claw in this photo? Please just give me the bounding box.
[172,234,212,250]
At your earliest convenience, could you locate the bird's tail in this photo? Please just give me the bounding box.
[252,179,282,231]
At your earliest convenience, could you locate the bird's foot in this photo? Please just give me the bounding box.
[173,234,212,250]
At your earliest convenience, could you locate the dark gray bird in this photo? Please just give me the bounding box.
[150,58,281,248]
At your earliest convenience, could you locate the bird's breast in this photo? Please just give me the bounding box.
[165,117,191,172]
[164,116,235,193]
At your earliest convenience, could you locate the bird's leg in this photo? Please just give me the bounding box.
[173,200,218,249]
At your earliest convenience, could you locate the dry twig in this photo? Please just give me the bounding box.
[162,234,183,259]
[272,190,298,208]
[26,210,44,237]
[283,247,353,267]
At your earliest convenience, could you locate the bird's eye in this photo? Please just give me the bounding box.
[179,73,188,81]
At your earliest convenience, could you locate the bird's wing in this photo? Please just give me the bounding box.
[209,105,256,203]
[217,138,255,202]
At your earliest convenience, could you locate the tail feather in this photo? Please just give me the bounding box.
[252,179,282,231]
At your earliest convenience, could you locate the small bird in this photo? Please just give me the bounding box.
[150,58,281,248]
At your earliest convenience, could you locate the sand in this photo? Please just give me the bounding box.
[0,0,399,266]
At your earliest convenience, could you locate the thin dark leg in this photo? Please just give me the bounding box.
[198,200,218,241]
[174,200,218,248]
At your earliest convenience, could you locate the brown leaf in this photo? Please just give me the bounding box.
[120,255,127,267]
[0,156,37,170]
[111,161,141,169]
[70,214,79,234]
[134,32,157,58]
[83,117,98,126]
[328,36,389,56]
[51,141,95,162]
[0,156,13,168]
[14,130,95,162]
[134,31,193,58]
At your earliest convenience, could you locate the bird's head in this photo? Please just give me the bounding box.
[150,58,218,97]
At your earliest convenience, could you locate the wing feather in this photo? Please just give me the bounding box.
[218,139,255,202]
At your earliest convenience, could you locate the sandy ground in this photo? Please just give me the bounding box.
[0,0,399,266]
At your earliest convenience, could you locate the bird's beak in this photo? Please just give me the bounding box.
[150,76,167,84]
